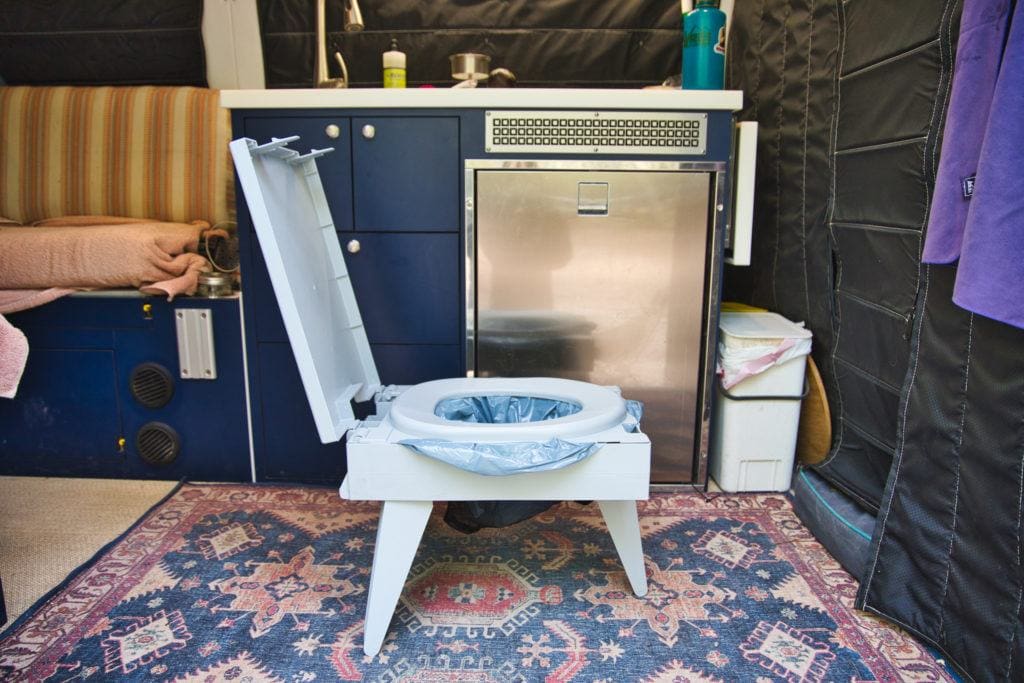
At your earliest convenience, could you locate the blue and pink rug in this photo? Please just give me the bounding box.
[0,484,950,681]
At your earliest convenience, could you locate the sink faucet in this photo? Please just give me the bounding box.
[315,0,364,88]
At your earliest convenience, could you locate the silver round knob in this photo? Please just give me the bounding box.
[361,124,376,140]
[325,124,341,139]
[346,239,361,254]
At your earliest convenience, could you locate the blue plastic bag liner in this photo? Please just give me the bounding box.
[400,438,601,476]
[624,399,644,432]
[401,393,641,475]
[434,394,581,424]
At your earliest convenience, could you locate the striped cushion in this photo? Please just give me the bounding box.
[0,86,233,226]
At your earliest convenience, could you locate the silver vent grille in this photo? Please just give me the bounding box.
[485,110,707,156]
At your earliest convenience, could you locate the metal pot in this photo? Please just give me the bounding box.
[449,53,491,81]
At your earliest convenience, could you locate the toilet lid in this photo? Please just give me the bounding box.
[231,137,380,444]
[389,377,627,441]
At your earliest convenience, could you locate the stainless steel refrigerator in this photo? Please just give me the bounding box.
[467,161,722,483]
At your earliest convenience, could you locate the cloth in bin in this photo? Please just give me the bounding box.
[716,312,813,389]
[401,394,643,533]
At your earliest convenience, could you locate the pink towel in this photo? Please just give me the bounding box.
[0,314,28,399]
[0,288,76,315]
[0,216,214,311]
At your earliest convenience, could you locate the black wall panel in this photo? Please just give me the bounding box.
[837,42,944,146]
[258,0,683,88]
[833,141,930,228]
[842,2,948,74]
[815,0,960,511]
[724,0,840,386]
[723,0,841,481]
[727,0,960,512]
[0,0,206,86]
[860,264,1024,681]
[831,226,920,313]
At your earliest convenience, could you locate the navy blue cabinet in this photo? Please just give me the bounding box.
[242,230,462,483]
[352,117,460,231]
[238,112,464,483]
[254,342,345,483]
[0,347,122,476]
[0,297,251,481]
[345,232,461,344]
[117,300,251,481]
[244,117,354,230]
[248,232,461,346]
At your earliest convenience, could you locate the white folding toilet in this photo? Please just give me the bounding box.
[230,136,652,656]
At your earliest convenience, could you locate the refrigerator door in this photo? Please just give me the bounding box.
[474,169,711,483]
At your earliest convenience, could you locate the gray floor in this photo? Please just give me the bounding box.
[0,477,176,624]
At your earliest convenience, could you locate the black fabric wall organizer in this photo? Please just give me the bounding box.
[726,0,959,513]
[860,264,1024,681]
[731,0,1024,678]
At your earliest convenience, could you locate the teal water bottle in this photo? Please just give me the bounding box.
[682,0,726,89]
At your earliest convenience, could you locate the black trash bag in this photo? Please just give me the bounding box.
[443,500,557,534]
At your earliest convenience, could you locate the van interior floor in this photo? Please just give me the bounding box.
[0,477,956,681]
[0,476,176,623]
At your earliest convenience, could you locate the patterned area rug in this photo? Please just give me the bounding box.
[0,484,950,682]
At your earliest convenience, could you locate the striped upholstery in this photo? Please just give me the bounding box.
[0,86,233,225]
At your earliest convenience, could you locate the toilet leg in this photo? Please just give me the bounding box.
[597,500,648,597]
[363,500,433,656]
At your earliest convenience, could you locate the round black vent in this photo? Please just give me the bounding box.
[130,363,174,408]
[136,422,181,467]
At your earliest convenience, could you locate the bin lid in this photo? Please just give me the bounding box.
[719,312,812,341]
[230,136,380,444]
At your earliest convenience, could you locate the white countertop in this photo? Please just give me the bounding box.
[221,88,743,111]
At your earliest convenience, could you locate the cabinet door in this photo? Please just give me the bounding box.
[254,341,460,484]
[370,344,462,384]
[250,232,461,346]
[343,232,461,344]
[0,348,124,476]
[256,342,346,484]
[352,117,459,231]
[117,300,251,482]
[243,117,353,230]
[249,245,289,343]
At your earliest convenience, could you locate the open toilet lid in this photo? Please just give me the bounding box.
[230,136,380,443]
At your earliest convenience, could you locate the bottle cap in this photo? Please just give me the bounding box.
[383,39,406,69]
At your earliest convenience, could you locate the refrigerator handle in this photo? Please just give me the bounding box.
[726,120,757,267]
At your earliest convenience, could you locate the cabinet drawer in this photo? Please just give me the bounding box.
[243,117,354,230]
[352,117,460,231]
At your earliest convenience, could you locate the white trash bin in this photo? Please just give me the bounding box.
[710,312,813,492]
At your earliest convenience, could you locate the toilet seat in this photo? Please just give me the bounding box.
[388,377,627,441]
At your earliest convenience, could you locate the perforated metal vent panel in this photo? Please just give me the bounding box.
[485,110,707,155]
[136,422,180,466]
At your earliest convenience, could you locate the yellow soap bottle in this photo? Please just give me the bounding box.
[383,39,406,88]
